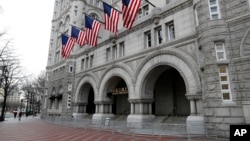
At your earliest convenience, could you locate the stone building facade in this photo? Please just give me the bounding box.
[42,0,250,138]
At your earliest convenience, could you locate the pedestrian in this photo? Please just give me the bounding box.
[13,109,17,119]
[18,111,22,121]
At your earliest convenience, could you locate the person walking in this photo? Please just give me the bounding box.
[13,109,17,119]
[18,111,22,121]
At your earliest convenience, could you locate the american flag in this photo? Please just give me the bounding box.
[71,26,87,46]
[103,2,120,35]
[122,0,141,29]
[61,34,75,58]
[85,15,101,47]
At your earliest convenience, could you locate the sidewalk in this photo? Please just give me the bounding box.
[0,116,228,141]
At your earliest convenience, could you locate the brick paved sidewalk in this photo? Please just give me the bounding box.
[0,117,228,141]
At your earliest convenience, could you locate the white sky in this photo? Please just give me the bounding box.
[0,0,54,76]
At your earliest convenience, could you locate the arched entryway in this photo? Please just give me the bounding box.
[106,77,130,115]
[78,83,95,114]
[149,66,190,117]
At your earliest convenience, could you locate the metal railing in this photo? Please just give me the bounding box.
[42,116,220,140]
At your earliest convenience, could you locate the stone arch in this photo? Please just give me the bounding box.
[98,65,135,101]
[74,73,98,103]
[240,28,250,57]
[135,48,201,99]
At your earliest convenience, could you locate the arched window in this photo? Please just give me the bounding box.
[89,13,99,20]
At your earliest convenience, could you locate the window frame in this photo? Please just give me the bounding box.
[218,66,232,101]
[145,31,152,48]
[215,42,226,61]
[119,42,125,57]
[155,26,162,45]
[208,0,221,20]
[167,22,175,41]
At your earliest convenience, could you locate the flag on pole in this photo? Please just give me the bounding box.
[103,2,120,35]
[122,0,141,29]
[85,15,101,46]
[61,34,75,58]
[71,26,87,46]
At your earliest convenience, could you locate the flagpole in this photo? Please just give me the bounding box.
[100,0,122,14]
[145,0,156,8]
[83,12,105,24]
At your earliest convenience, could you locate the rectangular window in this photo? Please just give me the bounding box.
[143,5,149,16]
[145,31,152,48]
[167,21,175,41]
[215,42,226,61]
[106,47,111,61]
[69,64,73,73]
[56,51,60,63]
[208,0,220,20]
[138,4,149,19]
[85,57,89,69]
[96,0,101,8]
[119,42,125,57]
[218,66,232,101]
[138,9,142,19]
[110,0,113,4]
[81,59,85,70]
[155,26,162,45]
[90,55,94,67]
[112,45,117,59]
[67,93,71,108]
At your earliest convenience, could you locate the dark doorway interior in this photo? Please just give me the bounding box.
[86,88,95,114]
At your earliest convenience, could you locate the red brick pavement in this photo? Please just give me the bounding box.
[0,117,226,141]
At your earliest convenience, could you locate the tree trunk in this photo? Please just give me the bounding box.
[0,89,8,122]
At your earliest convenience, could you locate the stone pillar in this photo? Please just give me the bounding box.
[92,101,114,121]
[186,94,205,134]
[131,103,134,114]
[190,99,196,115]
[127,99,155,127]
[72,102,88,119]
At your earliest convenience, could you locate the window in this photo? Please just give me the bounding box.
[155,26,162,45]
[110,0,113,4]
[138,4,149,19]
[166,21,175,41]
[166,0,170,4]
[56,51,60,63]
[143,5,149,16]
[106,47,111,61]
[119,42,125,57]
[208,0,220,20]
[218,66,231,101]
[90,55,94,67]
[67,93,71,108]
[112,45,117,59]
[215,42,226,61]
[145,31,152,48]
[81,59,85,70]
[69,64,73,73]
[85,57,89,69]
[138,9,142,19]
[90,13,99,20]
[96,0,101,8]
